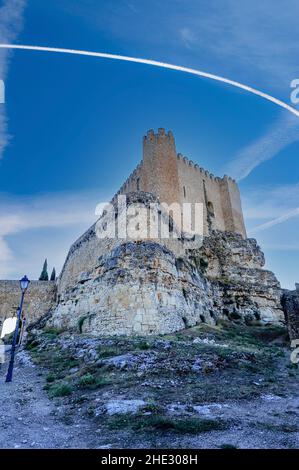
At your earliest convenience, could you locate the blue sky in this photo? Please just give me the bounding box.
[0,0,298,288]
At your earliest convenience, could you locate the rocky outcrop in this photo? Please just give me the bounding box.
[188,231,284,325]
[281,284,299,340]
[48,228,284,336]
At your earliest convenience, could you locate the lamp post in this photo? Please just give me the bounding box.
[5,275,30,383]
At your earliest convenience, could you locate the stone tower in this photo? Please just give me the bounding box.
[141,128,181,208]
[115,129,247,238]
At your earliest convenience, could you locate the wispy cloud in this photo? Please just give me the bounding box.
[242,182,299,288]
[0,0,26,159]
[249,207,299,235]
[0,190,106,279]
[243,182,299,235]
[224,113,299,181]
[244,182,299,217]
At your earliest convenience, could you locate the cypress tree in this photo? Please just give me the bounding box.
[39,259,49,281]
[50,267,56,281]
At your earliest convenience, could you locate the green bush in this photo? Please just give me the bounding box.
[46,373,56,383]
[78,316,88,334]
[135,341,150,350]
[49,382,73,397]
[79,373,96,387]
[78,372,112,390]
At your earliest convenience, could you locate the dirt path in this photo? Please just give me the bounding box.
[0,351,100,449]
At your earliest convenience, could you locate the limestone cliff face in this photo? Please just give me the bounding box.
[48,224,284,336]
[48,241,217,336]
[190,231,284,325]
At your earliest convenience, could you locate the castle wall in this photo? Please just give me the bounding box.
[57,226,120,295]
[220,177,247,237]
[110,129,246,238]
[58,129,247,295]
[112,164,143,204]
[0,280,57,332]
[58,192,194,295]
[176,156,228,235]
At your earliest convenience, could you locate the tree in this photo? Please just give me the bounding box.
[50,267,56,281]
[39,259,48,281]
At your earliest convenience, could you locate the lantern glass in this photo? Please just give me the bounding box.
[20,275,30,291]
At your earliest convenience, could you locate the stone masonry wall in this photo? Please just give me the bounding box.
[112,129,247,237]
[0,280,57,332]
[58,192,200,295]
[59,129,247,296]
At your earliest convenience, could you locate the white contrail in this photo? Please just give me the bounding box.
[1,43,299,118]
[249,207,299,234]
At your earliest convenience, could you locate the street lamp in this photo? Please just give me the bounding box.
[5,275,30,383]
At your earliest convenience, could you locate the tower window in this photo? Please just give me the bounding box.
[183,186,186,198]
[136,178,140,191]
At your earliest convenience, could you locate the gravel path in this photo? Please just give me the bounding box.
[0,351,100,449]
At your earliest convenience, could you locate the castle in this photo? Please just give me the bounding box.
[112,128,246,238]
[0,130,289,337]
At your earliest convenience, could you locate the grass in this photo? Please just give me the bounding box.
[49,382,73,398]
[78,372,113,390]
[134,340,151,350]
[78,373,96,387]
[46,373,56,383]
[97,345,122,358]
[41,327,63,340]
[25,339,39,351]
[105,414,228,434]
[141,400,163,414]
[26,322,294,418]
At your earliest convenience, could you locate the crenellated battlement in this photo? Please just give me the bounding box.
[143,127,174,144]
[176,151,236,184]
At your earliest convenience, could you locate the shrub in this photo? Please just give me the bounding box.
[49,382,73,397]
[79,373,96,387]
[78,372,112,390]
[46,373,56,383]
[135,341,150,350]
[78,316,88,334]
